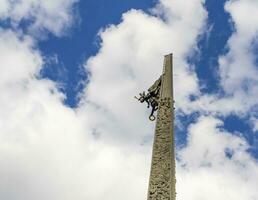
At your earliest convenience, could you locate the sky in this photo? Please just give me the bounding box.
[1,0,258,200]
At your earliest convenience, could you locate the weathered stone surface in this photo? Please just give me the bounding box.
[147,98,175,200]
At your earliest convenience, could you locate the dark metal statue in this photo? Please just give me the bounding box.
[135,76,162,121]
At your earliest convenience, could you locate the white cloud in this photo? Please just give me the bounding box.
[0,0,78,36]
[177,116,258,200]
[250,117,258,132]
[0,27,151,200]
[186,0,258,116]
[0,0,9,18]
[221,0,258,94]
[176,3,258,188]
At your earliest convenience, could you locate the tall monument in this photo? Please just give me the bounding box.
[135,54,176,200]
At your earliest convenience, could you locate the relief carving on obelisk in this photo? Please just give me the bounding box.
[148,97,175,200]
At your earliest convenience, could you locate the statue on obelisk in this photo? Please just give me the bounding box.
[135,54,176,200]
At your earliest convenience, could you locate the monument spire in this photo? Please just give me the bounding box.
[135,54,176,200]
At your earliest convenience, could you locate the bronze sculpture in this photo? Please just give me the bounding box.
[135,76,161,121]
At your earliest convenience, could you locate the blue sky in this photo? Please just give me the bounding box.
[1,0,258,199]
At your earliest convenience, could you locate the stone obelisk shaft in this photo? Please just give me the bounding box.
[147,54,176,200]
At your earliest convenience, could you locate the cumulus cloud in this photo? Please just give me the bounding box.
[0,27,151,200]
[220,0,258,104]
[177,116,258,200]
[1,0,258,200]
[0,0,78,36]
[187,0,258,116]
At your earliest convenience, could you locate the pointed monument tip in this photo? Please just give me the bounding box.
[164,53,173,57]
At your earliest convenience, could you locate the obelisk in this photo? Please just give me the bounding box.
[147,54,176,200]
